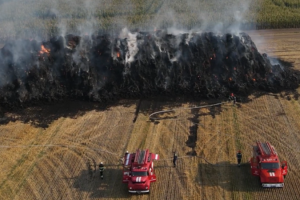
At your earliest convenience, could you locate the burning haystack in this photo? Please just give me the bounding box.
[0,30,299,108]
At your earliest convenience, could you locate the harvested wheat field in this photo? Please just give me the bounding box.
[1,29,300,200]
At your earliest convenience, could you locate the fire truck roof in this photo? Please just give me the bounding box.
[134,149,149,164]
[256,141,277,157]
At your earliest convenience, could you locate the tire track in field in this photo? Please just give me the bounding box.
[0,128,39,199]
[197,101,267,199]
[151,103,184,200]
[172,105,194,200]
[79,104,136,199]
[32,139,82,199]
[20,182,38,200]
[47,114,94,200]
[31,161,55,199]
[74,109,124,199]
[276,98,300,198]
[265,95,300,199]
[236,97,295,149]
[37,150,74,199]
[239,97,296,154]
[265,95,300,164]
[100,107,135,199]
[235,101,300,169]
[3,118,66,200]
[79,111,115,200]
[149,99,300,196]
[189,103,228,199]
[177,105,195,199]
[249,95,297,200]
[29,153,61,200]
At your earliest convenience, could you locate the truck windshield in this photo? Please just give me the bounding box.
[132,171,147,176]
[261,162,280,169]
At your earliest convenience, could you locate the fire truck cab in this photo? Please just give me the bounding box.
[122,149,159,194]
[250,141,288,188]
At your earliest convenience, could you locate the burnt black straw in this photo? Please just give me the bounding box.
[0,31,299,108]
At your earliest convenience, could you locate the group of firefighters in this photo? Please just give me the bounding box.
[97,150,242,179]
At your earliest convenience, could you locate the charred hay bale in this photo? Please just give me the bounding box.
[0,31,299,107]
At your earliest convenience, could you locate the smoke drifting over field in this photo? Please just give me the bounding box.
[0,0,298,109]
[151,0,254,32]
[0,0,259,39]
[0,30,299,108]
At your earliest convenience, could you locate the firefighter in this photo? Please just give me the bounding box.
[173,153,178,167]
[99,162,104,179]
[125,151,129,156]
[229,93,236,105]
[236,151,242,166]
[228,93,234,101]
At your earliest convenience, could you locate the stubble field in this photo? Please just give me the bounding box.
[0,29,300,200]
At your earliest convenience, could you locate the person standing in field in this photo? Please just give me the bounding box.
[236,151,242,166]
[229,93,234,101]
[229,93,237,105]
[173,153,178,167]
[99,162,104,179]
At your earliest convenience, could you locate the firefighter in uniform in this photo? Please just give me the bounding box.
[173,153,178,167]
[99,162,104,179]
[229,93,236,105]
[236,151,242,166]
[229,93,234,101]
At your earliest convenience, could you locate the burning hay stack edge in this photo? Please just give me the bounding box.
[0,30,299,108]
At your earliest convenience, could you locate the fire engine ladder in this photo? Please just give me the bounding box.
[257,142,275,156]
[266,142,276,156]
[138,150,146,164]
[134,150,147,164]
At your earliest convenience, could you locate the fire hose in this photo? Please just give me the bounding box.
[149,102,223,121]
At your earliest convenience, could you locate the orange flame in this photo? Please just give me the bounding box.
[229,77,232,81]
[117,52,120,58]
[39,45,50,55]
[253,78,256,81]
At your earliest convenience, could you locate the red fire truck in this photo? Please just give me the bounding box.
[250,141,288,187]
[122,149,159,194]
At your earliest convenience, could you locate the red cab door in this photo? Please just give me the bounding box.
[149,163,156,182]
[250,157,260,176]
[281,161,288,176]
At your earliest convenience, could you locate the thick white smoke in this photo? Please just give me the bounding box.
[0,0,257,40]
[0,0,260,86]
